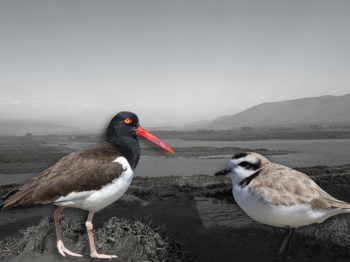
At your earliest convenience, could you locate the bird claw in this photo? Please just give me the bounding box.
[57,243,83,257]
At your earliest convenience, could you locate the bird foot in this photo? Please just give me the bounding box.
[91,253,117,259]
[57,242,83,257]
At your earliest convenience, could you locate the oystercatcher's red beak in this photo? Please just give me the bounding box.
[135,126,174,153]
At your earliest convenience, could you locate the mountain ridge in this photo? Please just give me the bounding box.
[193,93,350,129]
[0,119,85,136]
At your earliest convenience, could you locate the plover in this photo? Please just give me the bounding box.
[0,111,173,259]
[214,152,350,259]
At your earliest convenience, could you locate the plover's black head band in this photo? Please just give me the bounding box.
[232,152,248,159]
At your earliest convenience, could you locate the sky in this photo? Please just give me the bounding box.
[1,0,350,130]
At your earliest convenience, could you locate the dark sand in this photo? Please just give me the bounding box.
[2,171,350,261]
[1,137,350,261]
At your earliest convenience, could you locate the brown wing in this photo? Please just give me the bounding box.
[1,142,125,210]
[248,163,350,210]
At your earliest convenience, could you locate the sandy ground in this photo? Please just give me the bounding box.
[1,179,350,262]
[1,138,350,261]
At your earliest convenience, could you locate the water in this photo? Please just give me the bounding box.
[2,139,350,185]
[39,139,350,175]
[137,139,350,177]
[49,137,350,167]
[134,156,229,178]
[140,139,350,168]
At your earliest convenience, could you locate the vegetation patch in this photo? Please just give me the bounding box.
[131,175,231,189]
[131,189,153,200]
[0,237,22,260]
[1,215,191,262]
[295,165,350,177]
[298,214,350,260]
[75,217,191,262]
[231,213,350,260]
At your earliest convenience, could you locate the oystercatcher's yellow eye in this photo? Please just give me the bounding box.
[124,118,132,124]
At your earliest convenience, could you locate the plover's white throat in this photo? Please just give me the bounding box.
[215,152,350,259]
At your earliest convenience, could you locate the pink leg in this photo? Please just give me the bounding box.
[86,212,117,259]
[53,207,83,257]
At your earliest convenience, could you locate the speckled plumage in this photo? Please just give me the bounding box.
[215,152,350,259]
[243,161,350,211]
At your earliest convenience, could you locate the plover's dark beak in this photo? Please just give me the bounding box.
[214,168,230,176]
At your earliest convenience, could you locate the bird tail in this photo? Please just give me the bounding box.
[0,197,4,209]
[0,195,8,210]
[0,189,20,210]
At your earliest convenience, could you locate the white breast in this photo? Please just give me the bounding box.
[54,157,133,213]
[233,185,347,228]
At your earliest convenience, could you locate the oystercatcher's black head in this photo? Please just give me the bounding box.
[105,111,140,140]
[105,111,173,170]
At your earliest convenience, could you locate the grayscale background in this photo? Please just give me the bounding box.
[1,0,349,130]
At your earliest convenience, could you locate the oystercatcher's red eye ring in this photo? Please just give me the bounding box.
[124,118,132,124]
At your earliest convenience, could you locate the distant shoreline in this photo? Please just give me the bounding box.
[0,136,295,175]
[151,129,350,141]
[141,146,295,157]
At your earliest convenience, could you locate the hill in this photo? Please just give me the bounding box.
[197,93,350,129]
[0,120,84,136]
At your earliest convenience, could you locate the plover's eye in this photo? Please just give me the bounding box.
[238,161,249,168]
[238,160,260,170]
[124,118,132,124]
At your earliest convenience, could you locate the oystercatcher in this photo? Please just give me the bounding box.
[0,111,173,259]
[215,152,350,259]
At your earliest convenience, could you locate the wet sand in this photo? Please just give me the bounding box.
[1,170,350,261]
[1,137,350,261]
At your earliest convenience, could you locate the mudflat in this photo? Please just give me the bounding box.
[1,137,350,261]
[1,172,350,261]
